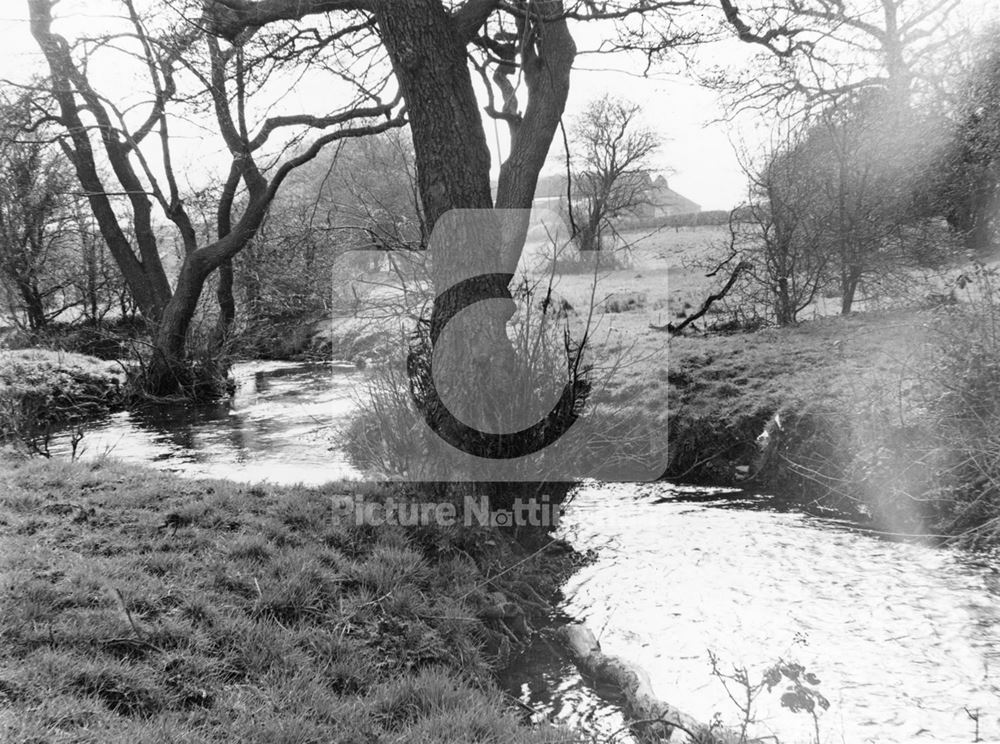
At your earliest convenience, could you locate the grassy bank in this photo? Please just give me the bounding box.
[659,306,1000,540]
[663,310,930,481]
[0,456,576,743]
[0,350,126,453]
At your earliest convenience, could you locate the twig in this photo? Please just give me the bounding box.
[651,262,749,334]
[113,587,145,641]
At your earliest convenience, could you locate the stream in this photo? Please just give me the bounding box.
[47,360,1000,743]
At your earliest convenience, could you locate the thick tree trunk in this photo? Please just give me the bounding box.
[375,1,516,446]
[147,257,212,394]
[374,2,492,227]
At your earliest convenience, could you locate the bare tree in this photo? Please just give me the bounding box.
[721,125,830,326]
[714,0,967,114]
[0,91,82,331]
[202,0,697,450]
[569,95,661,256]
[26,0,406,394]
[713,0,965,312]
[930,37,1000,253]
[236,129,423,326]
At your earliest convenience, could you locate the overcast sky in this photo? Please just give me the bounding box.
[1,3,995,213]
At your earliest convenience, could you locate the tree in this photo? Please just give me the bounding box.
[714,0,967,112]
[719,86,950,325]
[931,39,1000,253]
[736,127,830,325]
[201,0,694,451]
[715,0,965,312]
[26,0,405,393]
[27,0,692,403]
[809,95,912,313]
[236,129,423,326]
[569,95,661,256]
[0,91,95,332]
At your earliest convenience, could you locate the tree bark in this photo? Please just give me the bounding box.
[494,6,576,265]
[776,275,794,325]
[374,1,516,444]
[840,268,860,315]
[16,278,46,331]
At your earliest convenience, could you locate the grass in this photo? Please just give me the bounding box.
[650,304,1000,540]
[660,309,934,477]
[0,350,126,444]
[0,455,577,743]
[514,226,982,533]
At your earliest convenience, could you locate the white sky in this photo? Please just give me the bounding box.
[536,59,753,210]
[0,2,995,212]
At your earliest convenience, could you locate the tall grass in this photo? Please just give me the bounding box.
[346,275,667,489]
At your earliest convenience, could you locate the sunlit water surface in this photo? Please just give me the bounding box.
[50,360,362,484]
[47,361,1000,743]
[506,484,1000,744]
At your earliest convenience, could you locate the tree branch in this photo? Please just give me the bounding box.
[651,261,749,334]
[202,0,372,41]
[453,0,501,40]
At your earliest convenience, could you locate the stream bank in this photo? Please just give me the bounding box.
[0,455,584,744]
[13,358,1000,743]
[660,308,1000,541]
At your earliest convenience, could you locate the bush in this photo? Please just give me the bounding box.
[346,281,669,488]
[770,268,1000,539]
[919,276,1000,538]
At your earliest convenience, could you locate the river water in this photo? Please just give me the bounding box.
[49,361,1000,743]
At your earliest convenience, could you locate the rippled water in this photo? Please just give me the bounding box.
[507,483,1000,744]
[50,360,363,484]
[48,362,1000,743]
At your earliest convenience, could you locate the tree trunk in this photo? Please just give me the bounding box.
[375,1,517,449]
[841,270,860,315]
[147,256,212,394]
[374,2,492,228]
[17,278,46,331]
[211,258,236,349]
[775,275,794,325]
[494,7,575,262]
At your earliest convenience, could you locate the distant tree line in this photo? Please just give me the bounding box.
[696,0,1000,327]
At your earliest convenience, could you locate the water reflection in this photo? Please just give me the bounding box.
[49,360,362,484]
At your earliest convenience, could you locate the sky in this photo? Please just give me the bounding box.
[0,2,760,211]
[538,61,752,211]
[1,2,994,213]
